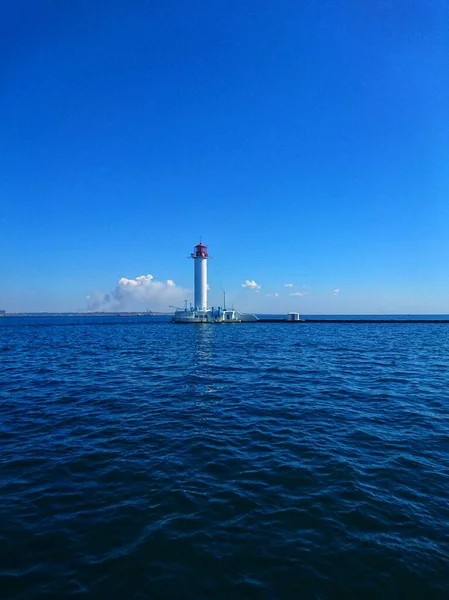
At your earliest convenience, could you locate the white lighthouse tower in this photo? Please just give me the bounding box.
[192,242,208,310]
[172,240,258,323]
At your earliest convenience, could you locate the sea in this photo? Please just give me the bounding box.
[1,315,449,599]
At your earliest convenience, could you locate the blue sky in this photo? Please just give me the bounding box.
[1,0,448,313]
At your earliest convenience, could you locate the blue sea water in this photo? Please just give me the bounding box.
[1,316,449,599]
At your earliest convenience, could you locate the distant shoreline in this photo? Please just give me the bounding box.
[0,312,174,317]
[2,312,448,318]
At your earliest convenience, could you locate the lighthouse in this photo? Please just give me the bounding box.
[192,242,208,310]
[172,240,258,323]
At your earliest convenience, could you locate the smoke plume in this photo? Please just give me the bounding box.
[87,274,189,312]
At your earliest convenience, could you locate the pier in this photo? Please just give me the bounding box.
[256,318,449,324]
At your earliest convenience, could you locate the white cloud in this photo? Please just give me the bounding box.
[333,289,340,296]
[266,292,280,298]
[290,292,308,297]
[284,283,293,288]
[241,280,261,290]
[88,274,190,312]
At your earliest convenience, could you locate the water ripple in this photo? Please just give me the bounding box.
[1,318,449,598]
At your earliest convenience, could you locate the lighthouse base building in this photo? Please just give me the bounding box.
[172,241,258,324]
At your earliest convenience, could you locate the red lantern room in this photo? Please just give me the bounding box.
[192,242,208,258]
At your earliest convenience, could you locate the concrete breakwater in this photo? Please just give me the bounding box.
[256,318,449,324]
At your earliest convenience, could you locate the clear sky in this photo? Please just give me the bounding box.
[1,0,448,313]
